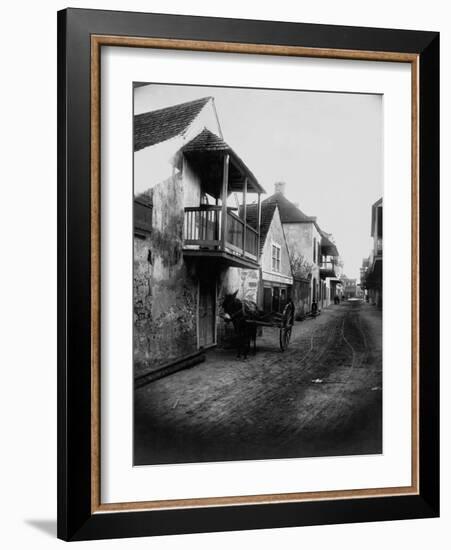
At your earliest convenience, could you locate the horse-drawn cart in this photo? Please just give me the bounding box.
[245,301,295,351]
[222,292,296,357]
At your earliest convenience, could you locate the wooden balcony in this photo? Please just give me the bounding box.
[375,237,383,256]
[320,260,338,279]
[183,206,260,269]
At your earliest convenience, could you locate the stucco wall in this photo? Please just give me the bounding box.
[134,170,200,375]
[284,222,313,263]
[182,156,202,208]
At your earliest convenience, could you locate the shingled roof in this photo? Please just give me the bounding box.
[134,97,212,151]
[262,192,314,223]
[182,127,231,154]
[239,202,278,256]
[182,128,265,193]
[262,192,339,256]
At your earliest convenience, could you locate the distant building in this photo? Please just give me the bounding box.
[261,184,321,312]
[341,276,357,299]
[261,183,341,315]
[360,198,382,307]
[319,230,342,308]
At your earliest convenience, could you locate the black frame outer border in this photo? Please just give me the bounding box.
[57,8,439,542]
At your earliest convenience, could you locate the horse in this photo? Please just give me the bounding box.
[221,290,261,359]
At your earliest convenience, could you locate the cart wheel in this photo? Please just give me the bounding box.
[279,302,294,351]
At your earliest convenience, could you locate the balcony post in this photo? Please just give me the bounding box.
[242,177,248,256]
[221,153,230,250]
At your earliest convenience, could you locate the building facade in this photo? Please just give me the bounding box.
[134,95,265,374]
[341,276,358,299]
[262,183,341,315]
[360,197,383,307]
[240,202,293,314]
[319,229,342,308]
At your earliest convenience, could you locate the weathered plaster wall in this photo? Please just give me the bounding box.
[182,156,202,208]
[284,222,313,263]
[134,170,200,375]
[283,221,321,304]
[135,136,182,196]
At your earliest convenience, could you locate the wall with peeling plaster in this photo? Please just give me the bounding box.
[134,171,199,375]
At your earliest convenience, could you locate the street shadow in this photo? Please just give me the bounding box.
[25,519,57,538]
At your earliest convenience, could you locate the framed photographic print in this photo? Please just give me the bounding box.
[57,8,439,541]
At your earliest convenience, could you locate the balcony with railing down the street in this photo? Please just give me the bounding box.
[319,258,339,279]
[183,205,259,266]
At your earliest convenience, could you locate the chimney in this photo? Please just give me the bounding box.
[274,181,286,195]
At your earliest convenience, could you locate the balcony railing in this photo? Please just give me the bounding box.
[183,206,258,260]
[184,205,220,245]
[319,260,338,278]
[319,260,336,271]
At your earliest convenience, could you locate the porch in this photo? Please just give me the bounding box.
[181,128,265,269]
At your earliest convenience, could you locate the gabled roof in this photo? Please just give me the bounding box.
[182,127,231,154]
[262,192,315,224]
[239,202,279,256]
[134,97,212,151]
[182,128,265,194]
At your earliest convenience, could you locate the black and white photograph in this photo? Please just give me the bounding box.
[133,83,383,466]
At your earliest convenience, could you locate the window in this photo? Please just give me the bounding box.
[313,237,316,263]
[134,197,153,237]
[272,244,281,272]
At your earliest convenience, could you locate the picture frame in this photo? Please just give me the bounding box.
[57,7,439,541]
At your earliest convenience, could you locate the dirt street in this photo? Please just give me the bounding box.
[134,300,382,465]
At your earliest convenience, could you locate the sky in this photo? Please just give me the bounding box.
[135,84,382,279]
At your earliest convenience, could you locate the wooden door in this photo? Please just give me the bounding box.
[198,278,216,348]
